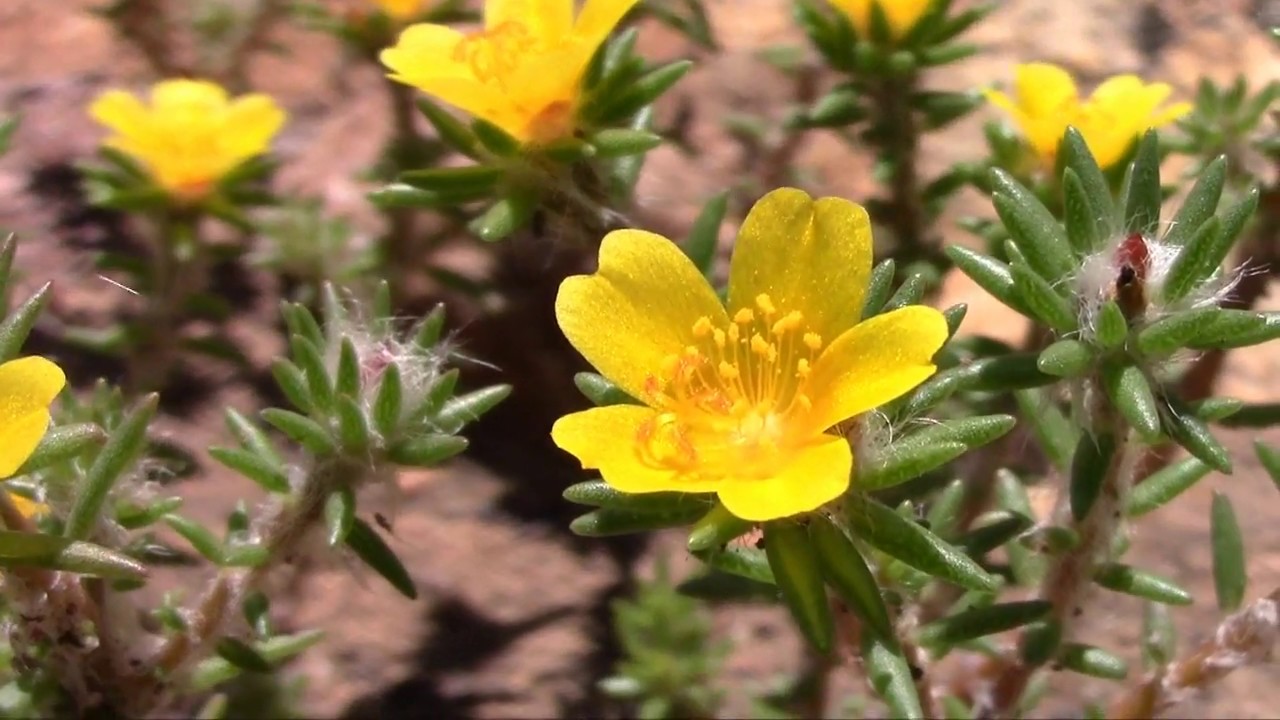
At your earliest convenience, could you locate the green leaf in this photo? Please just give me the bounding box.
[925,479,967,540]
[1060,127,1115,238]
[15,423,105,475]
[1162,155,1226,247]
[1070,432,1116,522]
[1093,563,1192,605]
[471,118,520,156]
[1185,310,1280,350]
[191,630,325,691]
[0,282,50,362]
[573,372,640,406]
[959,353,1056,392]
[415,97,482,158]
[270,359,312,413]
[809,515,893,643]
[334,337,361,399]
[1094,300,1128,351]
[0,530,146,580]
[208,447,290,494]
[372,363,403,438]
[861,633,923,720]
[692,545,774,584]
[846,496,997,592]
[335,395,372,452]
[1128,457,1213,516]
[1058,644,1129,680]
[1122,131,1162,236]
[588,128,663,157]
[1136,307,1221,357]
[943,246,1028,315]
[215,637,272,674]
[918,601,1051,646]
[414,304,447,349]
[684,191,729,278]
[1019,619,1062,667]
[1160,216,1223,303]
[260,409,336,455]
[1037,339,1093,377]
[433,385,512,432]
[763,521,833,653]
[1210,492,1246,611]
[469,192,538,242]
[399,165,502,193]
[686,502,753,552]
[1223,402,1280,428]
[862,259,897,320]
[1256,441,1280,491]
[164,514,224,563]
[883,272,929,312]
[1013,390,1076,472]
[569,503,708,536]
[561,480,713,514]
[290,335,333,413]
[65,394,158,541]
[1010,262,1077,331]
[994,470,1047,584]
[894,366,965,419]
[346,516,416,599]
[596,61,693,123]
[1062,168,1101,255]
[989,169,1075,281]
[1162,400,1232,473]
[955,511,1032,556]
[1101,364,1161,442]
[1192,397,1243,422]
[224,409,283,469]
[325,487,355,547]
[388,434,468,467]
[859,440,967,491]
[1141,602,1176,669]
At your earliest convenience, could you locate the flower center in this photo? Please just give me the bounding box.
[636,293,826,481]
[452,21,538,87]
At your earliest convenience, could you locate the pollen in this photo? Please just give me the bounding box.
[636,298,828,480]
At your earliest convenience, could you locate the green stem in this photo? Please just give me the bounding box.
[126,211,200,395]
[872,74,933,271]
[384,82,423,303]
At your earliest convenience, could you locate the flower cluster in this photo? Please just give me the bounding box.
[986,62,1191,169]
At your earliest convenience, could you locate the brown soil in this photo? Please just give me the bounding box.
[1,0,1279,718]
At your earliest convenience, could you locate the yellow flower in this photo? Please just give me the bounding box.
[89,79,286,200]
[380,0,639,144]
[985,62,1192,170]
[551,189,948,521]
[827,0,932,40]
[0,357,66,518]
[372,0,429,21]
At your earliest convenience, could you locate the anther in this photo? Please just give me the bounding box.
[692,316,713,337]
[771,311,803,335]
[734,308,754,324]
[804,332,822,351]
[750,334,770,355]
[718,362,739,380]
[713,328,727,348]
[796,358,811,378]
[755,294,776,315]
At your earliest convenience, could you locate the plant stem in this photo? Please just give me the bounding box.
[384,82,423,303]
[1107,587,1280,719]
[983,383,1139,718]
[126,212,200,396]
[870,74,934,271]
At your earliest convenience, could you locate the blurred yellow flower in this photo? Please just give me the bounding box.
[371,0,428,21]
[380,0,639,144]
[89,79,286,200]
[828,0,932,40]
[985,62,1192,170]
[552,189,948,521]
[0,357,66,518]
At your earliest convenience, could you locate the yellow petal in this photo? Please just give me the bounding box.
[1014,63,1079,116]
[717,434,852,521]
[805,305,947,431]
[557,229,728,401]
[0,357,66,478]
[552,405,725,492]
[151,79,228,112]
[486,0,574,42]
[727,188,872,345]
[573,0,641,47]
[381,23,474,80]
[88,90,150,137]
[1149,100,1192,127]
[222,94,286,159]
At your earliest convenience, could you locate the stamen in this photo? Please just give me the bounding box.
[755,294,777,315]
[692,316,713,337]
[796,358,811,378]
[750,334,770,355]
[771,310,803,335]
[718,361,739,380]
[804,332,822,351]
[734,308,754,324]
